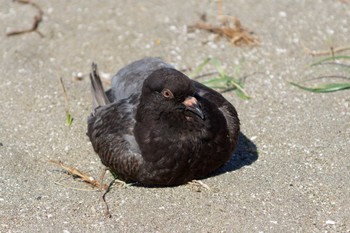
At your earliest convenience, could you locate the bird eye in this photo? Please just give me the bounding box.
[161,89,174,98]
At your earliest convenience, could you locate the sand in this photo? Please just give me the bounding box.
[0,1,349,232]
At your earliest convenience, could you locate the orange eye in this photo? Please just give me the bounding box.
[161,89,174,98]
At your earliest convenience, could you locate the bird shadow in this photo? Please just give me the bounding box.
[210,132,258,177]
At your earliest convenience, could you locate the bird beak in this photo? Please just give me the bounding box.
[182,96,204,120]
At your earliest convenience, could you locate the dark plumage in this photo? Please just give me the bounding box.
[87,58,240,186]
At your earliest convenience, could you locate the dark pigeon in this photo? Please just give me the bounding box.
[87,58,240,186]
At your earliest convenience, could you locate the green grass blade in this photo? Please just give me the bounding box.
[233,64,241,78]
[190,58,211,78]
[66,111,74,127]
[235,88,251,99]
[189,57,251,99]
[311,55,350,66]
[229,80,251,99]
[289,82,350,93]
[210,58,226,77]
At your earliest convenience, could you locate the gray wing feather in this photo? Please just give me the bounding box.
[90,63,110,109]
[109,57,173,101]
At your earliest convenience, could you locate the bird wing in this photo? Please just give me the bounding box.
[108,57,173,101]
[192,80,240,146]
[88,63,144,179]
[87,94,143,179]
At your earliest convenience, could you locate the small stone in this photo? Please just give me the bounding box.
[326,220,335,225]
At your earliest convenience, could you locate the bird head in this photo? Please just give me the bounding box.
[141,68,204,120]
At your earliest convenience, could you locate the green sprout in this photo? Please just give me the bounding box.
[58,77,74,127]
[190,58,251,100]
[65,111,74,127]
[290,55,350,93]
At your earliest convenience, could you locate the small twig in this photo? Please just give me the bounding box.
[53,181,98,192]
[98,167,109,190]
[188,180,210,192]
[217,0,224,17]
[58,77,70,107]
[189,18,259,46]
[7,0,44,37]
[101,180,115,218]
[303,44,350,56]
[58,77,74,127]
[189,0,259,46]
[49,160,108,190]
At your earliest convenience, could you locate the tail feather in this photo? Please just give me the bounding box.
[90,63,110,108]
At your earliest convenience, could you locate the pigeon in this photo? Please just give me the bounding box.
[87,57,240,186]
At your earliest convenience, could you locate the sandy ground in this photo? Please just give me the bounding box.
[0,0,350,232]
